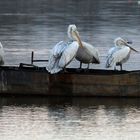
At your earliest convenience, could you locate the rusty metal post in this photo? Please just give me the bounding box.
[31,51,34,64]
[31,51,48,64]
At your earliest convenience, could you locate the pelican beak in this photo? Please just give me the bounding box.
[73,31,83,47]
[129,46,139,53]
[125,43,139,53]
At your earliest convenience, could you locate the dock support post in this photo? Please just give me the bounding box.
[31,51,34,65]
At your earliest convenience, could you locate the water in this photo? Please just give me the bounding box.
[0,0,140,69]
[0,97,140,140]
[0,0,140,139]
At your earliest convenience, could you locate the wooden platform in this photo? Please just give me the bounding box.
[0,65,140,97]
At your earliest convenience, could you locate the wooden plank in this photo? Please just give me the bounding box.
[0,66,139,96]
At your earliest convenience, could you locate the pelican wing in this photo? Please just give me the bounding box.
[76,41,100,63]
[106,47,130,68]
[0,42,4,65]
[83,42,99,60]
[52,41,67,57]
[59,41,79,68]
[47,41,79,74]
[47,41,68,73]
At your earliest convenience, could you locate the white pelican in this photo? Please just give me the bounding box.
[75,41,100,69]
[0,42,4,65]
[47,24,83,74]
[106,37,139,70]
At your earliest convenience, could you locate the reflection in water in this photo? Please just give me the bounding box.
[0,0,140,140]
[0,97,140,140]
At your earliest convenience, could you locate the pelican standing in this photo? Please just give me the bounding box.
[47,24,83,74]
[106,37,138,70]
[75,41,100,69]
[0,42,4,65]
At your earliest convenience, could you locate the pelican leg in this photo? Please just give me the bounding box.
[120,64,122,71]
[76,62,82,73]
[63,67,67,73]
[79,62,82,69]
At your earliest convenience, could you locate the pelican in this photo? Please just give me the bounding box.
[47,24,83,74]
[0,42,4,65]
[105,37,139,70]
[75,41,100,69]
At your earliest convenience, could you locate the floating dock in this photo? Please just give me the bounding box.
[0,64,140,97]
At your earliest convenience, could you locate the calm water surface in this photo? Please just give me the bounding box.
[0,0,140,140]
[0,0,140,69]
[0,97,140,140]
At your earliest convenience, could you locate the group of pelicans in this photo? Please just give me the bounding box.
[47,24,139,74]
[0,24,138,73]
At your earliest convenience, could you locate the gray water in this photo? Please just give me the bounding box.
[0,0,140,140]
[0,0,140,69]
[0,97,140,140]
